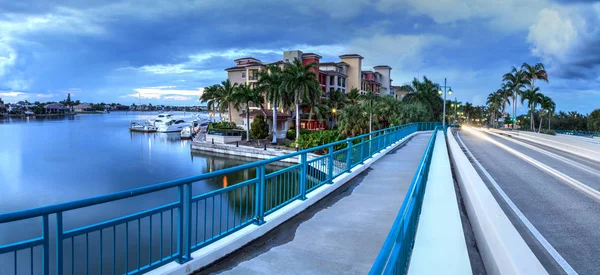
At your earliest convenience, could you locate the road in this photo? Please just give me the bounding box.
[457,127,600,275]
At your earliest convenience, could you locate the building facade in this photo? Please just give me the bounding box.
[225,50,398,131]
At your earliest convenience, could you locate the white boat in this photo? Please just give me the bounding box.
[181,127,194,139]
[151,113,174,127]
[130,121,158,132]
[157,119,191,133]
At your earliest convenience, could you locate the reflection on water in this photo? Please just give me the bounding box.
[0,112,293,274]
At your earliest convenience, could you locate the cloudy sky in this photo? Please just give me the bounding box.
[0,0,599,113]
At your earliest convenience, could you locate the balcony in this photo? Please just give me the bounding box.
[248,75,259,81]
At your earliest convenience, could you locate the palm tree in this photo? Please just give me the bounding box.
[520,87,542,131]
[538,95,555,133]
[257,64,286,143]
[217,80,238,123]
[463,102,473,123]
[233,84,264,141]
[486,91,502,127]
[401,76,442,120]
[497,84,512,115]
[281,58,320,142]
[200,85,220,123]
[521,62,549,91]
[346,88,361,104]
[361,86,379,133]
[503,67,530,129]
[325,89,347,127]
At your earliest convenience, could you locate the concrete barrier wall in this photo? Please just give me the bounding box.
[446,129,547,275]
[148,132,426,275]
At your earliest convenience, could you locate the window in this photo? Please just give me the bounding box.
[241,72,246,79]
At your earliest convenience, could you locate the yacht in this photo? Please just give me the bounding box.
[151,113,174,127]
[157,119,191,133]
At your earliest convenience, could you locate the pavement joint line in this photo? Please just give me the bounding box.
[482,129,600,178]
[457,129,578,275]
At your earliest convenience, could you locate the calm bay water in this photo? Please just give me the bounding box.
[0,112,289,274]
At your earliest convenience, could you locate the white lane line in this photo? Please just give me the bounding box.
[482,129,600,178]
[456,131,578,275]
[464,127,600,202]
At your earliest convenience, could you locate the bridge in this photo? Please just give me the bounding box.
[1,123,598,274]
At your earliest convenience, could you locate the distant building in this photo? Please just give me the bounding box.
[225,50,398,130]
[44,103,67,114]
[73,104,92,112]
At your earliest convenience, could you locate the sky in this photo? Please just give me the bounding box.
[0,0,599,114]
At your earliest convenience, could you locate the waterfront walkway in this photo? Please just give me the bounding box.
[202,133,432,274]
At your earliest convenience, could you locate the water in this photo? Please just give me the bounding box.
[0,112,290,274]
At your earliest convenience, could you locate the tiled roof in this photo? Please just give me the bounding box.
[339,54,363,59]
[44,103,66,109]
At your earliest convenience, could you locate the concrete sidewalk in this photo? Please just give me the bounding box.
[408,131,471,275]
[204,133,432,275]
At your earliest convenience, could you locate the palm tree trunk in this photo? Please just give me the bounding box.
[295,92,300,143]
[548,112,551,131]
[228,103,233,123]
[538,112,544,133]
[245,106,250,142]
[531,109,535,132]
[272,102,277,144]
[513,94,516,129]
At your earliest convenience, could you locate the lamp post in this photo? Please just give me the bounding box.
[438,78,453,128]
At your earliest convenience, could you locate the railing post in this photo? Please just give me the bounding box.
[176,185,187,263]
[42,214,49,275]
[300,153,307,200]
[328,145,334,183]
[56,212,63,274]
[184,183,192,261]
[255,165,266,224]
[346,140,352,172]
[359,137,365,164]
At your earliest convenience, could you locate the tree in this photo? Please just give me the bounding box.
[401,76,443,121]
[200,85,218,122]
[216,80,238,123]
[588,109,600,132]
[361,86,379,133]
[65,93,73,111]
[325,88,347,127]
[346,88,361,104]
[486,91,502,127]
[520,87,542,131]
[257,64,287,143]
[463,102,473,123]
[281,58,320,142]
[538,95,554,133]
[233,84,264,141]
[521,62,549,90]
[250,114,270,139]
[503,67,530,129]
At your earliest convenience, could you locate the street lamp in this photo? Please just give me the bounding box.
[438,78,453,128]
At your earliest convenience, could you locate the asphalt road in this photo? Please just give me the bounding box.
[457,128,600,275]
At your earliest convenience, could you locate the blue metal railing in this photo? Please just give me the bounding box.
[369,126,441,275]
[555,130,600,138]
[0,122,439,275]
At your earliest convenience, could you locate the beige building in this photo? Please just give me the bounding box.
[225,57,266,126]
[339,54,363,92]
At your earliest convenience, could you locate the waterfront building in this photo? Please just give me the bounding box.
[44,103,67,114]
[73,104,92,112]
[225,50,398,131]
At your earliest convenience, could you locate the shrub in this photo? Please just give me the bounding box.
[209,122,237,130]
[588,109,600,132]
[540,129,556,135]
[286,128,311,140]
[291,130,340,154]
[250,114,269,139]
